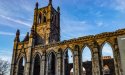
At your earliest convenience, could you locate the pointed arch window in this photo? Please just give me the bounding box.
[63,48,73,75]
[102,42,115,75]
[82,46,92,75]
[18,57,25,75]
[33,54,40,75]
[38,13,42,24]
[48,52,56,75]
[43,15,46,23]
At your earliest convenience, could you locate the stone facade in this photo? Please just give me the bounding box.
[10,0,125,75]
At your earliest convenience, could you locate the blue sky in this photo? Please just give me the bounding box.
[0,0,125,62]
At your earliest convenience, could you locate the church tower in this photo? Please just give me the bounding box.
[32,0,60,45]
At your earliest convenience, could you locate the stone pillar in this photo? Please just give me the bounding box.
[10,29,20,75]
[92,49,100,75]
[90,40,101,75]
[114,41,122,75]
[74,50,81,75]
[24,36,34,75]
[57,51,63,75]
[118,36,125,75]
[63,51,69,75]
[31,60,34,75]
[10,42,18,75]
[46,55,48,75]
[41,54,46,75]
[15,65,18,75]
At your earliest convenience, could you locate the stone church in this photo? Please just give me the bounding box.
[10,0,125,75]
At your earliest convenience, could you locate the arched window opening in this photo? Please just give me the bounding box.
[102,42,115,75]
[38,14,42,24]
[82,46,92,75]
[54,15,56,23]
[51,15,54,23]
[64,48,73,75]
[103,65,110,75]
[43,16,46,23]
[18,57,25,75]
[102,43,113,58]
[33,54,40,75]
[48,52,56,75]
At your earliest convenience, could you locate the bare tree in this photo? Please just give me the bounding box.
[0,59,10,75]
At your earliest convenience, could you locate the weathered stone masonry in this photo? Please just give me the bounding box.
[10,0,125,75]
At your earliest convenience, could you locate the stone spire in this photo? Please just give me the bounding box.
[23,32,29,42]
[14,29,20,42]
[57,6,60,13]
[35,1,38,9]
[30,25,35,38]
[49,0,52,5]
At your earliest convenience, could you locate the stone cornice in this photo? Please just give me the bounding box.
[35,28,125,49]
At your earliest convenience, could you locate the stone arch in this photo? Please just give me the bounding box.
[81,44,92,75]
[43,16,46,23]
[38,12,42,24]
[81,44,93,55]
[100,41,114,54]
[63,47,74,75]
[101,41,115,75]
[58,48,62,52]
[17,54,26,75]
[32,52,41,75]
[74,45,80,51]
[63,47,74,54]
[47,50,57,75]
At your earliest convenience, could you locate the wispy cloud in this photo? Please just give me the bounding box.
[0,49,12,62]
[0,31,25,36]
[115,0,125,13]
[0,15,31,27]
[61,19,94,40]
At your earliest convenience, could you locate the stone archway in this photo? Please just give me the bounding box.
[82,45,92,75]
[47,51,56,75]
[63,48,73,75]
[33,54,40,75]
[17,57,25,75]
[101,42,115,75]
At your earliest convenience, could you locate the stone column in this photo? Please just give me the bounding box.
[15,65,18,75]
[31,60,34,75]
[46,55,48,75]
[114,44,122,75]
[114,38,122,75]
[73,50,81,75]
[10,42,18,75]
[41,54,46,75]
[57,51,63,75]
[117,36,125,75]
[24,37,34,75]
[10,29,20,75]
[92,48,100,75]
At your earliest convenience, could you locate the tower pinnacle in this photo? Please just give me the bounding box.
[35,1,38,9]
[49,0,52,5]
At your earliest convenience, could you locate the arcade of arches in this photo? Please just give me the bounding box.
[10,0,125,75]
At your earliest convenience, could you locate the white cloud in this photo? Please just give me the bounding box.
[0,49,12,63]
[0,31,25,36]
[61,19,94,40]
[0,15,31,27]
[114,0,125,13]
